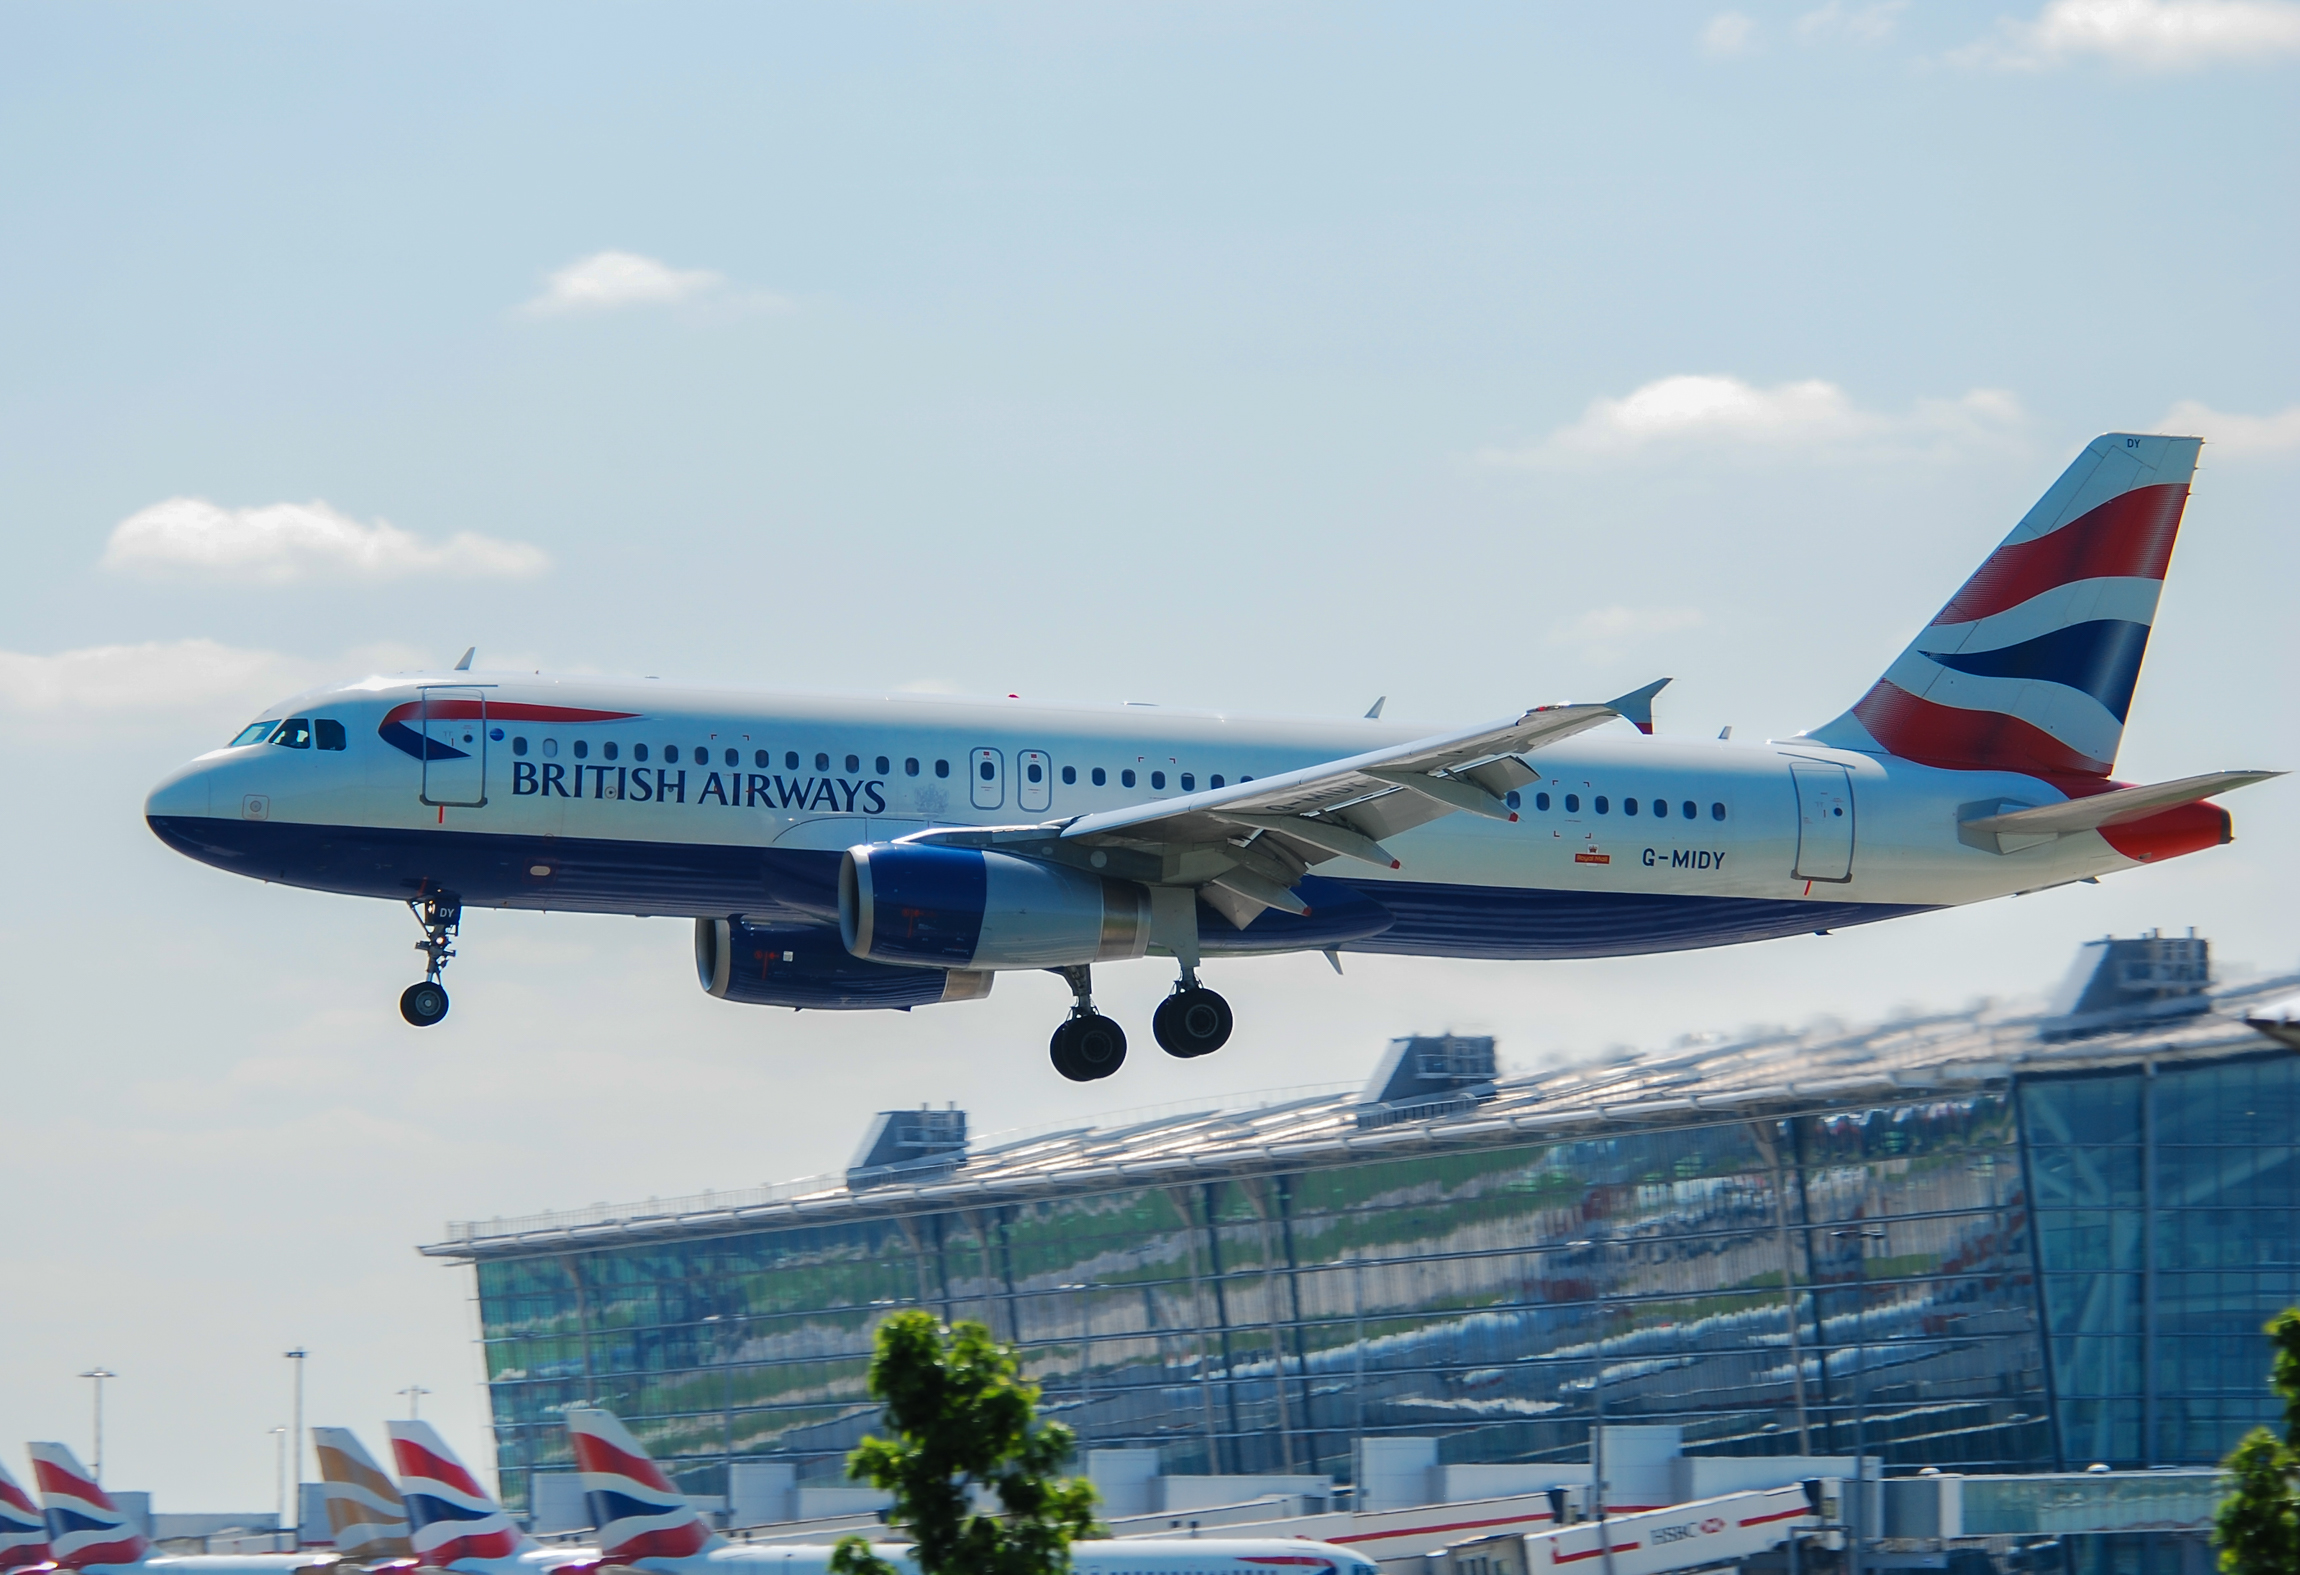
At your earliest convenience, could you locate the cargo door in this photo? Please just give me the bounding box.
[419,686,489,807]
[1017,750,1052,812]
[969,747,1004,810]
[1791,763,1853,882]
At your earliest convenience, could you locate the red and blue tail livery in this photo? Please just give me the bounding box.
[27,1444,148,1570]
[0,1458,51,1573]
[386,1421,533,1568]
[563,1410,715,1562]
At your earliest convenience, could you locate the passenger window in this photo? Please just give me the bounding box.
[574,740,589,759]
[634,744,649,762]
[1535,791,1550,811]
[1711,802,1727,821]
[1061,766,1076,785]
[1092,767,1107,786]
[1122,769,1136,788]
[978,759,995,781]
[787,752,800,770]
[875,756,890,775]
[272,718,313,749]
[726,749,739,767]
[1594,795,1609,814]
[314,719,346,751]
[845,754,859,773]
[512,736,529,757]
[1650,799,1667,818]
[1506,790,1521,809]
[817,752,831,771]
[755,749,770,768]
[1685,801,1699,820]
[1564,793,1579,812]
[1151,771,1166,790]
[670,745,684,763]
[603,742,619,761]
[543,738,559,758]
[1623,796,1638,816]
[1240,775,1253,782]
[229,721,280,747]
[1027,762,1044,783]
[905,758,920,776]
[935,759,950,778]
[1210,775,1224,788]
[1179,773,1194,791]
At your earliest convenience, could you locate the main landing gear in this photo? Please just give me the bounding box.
[400,894,461,1028]
[1045,965,1235,1081]
[1049,966,1127,1082]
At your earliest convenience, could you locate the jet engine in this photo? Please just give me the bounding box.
[839,843,1151,971]
[696,917,992,1010]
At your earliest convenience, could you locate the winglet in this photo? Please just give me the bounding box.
[453,647,476,671]
[1608,678,1672,736]
[1365,696,1386,720]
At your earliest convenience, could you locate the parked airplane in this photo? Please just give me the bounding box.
[383,1423,592,1575]
[0,1459,49,1572]
[308,1430,411,1564]
[144,434,2278,1077]
[562,1406,1376,1575]
[24,1444,330,1573]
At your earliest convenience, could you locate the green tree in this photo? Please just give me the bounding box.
[2213,1308,2300,1575]
[829,1311,1104,1575]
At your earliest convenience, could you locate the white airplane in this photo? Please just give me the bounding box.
[145,433,2279,1079]
[382,1424,593,1575]
[562,1406,1377,1575]
[24,1443,332,1574]
[308,1430,411,1565]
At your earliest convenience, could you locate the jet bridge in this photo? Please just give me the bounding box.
[1441,1485,1823,1575]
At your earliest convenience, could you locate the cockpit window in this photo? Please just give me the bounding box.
[230,721,280,747]
[314,719,346,751]
[272,718,314,749]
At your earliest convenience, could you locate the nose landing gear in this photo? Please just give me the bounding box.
[400,894,461,1027]
[1152,968,1233,1058]
[1049,965,1127,1082]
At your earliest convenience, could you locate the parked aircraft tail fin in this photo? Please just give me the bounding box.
[0,1458,53,1572]
[386,1421,535,1565]
[563,1410,720,1561]
[1805,433,2201,778]
[26,1443,149,1569]
[312,1428,413,1562]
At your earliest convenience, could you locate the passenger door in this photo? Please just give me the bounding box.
[1790,763,1854,882]
[420,686,489,807]
[969,747,1004,811]
[1017,749,1052,813]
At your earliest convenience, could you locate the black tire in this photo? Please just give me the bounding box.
[1053,1012,1127,1079]
[1153,987,1233,1058]
[400,981,450,1027]
[1049,1021,1093,1082]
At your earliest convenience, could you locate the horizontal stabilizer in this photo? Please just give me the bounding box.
[1963,770,2281,839]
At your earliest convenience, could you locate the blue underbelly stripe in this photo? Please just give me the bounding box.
[147,817,1932,961]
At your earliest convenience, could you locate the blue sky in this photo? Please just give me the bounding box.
[1,0,2294,1511]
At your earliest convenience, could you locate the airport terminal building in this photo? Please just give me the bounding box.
[424,934,2299,1514]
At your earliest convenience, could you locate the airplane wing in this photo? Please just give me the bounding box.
[1962,770,2282,839]
[894,683,1663,928]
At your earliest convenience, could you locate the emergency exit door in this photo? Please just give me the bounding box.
[1791,763,1854,882]
[970,747,1004,810]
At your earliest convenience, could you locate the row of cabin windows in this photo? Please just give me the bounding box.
[1504,789,1728,821]
[1057,766,1245,790]
[500,736,1252,795]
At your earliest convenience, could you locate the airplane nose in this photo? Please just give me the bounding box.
[145,760,213,822]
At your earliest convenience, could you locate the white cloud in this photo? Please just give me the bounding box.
[2160,399,2300,455]
[1955,0,2300,69]
[1481,375,2026,465]
[102,498,548,583]
[0,639,302,712]
[1703,11,1760,53]
[1796,1,1908,43]
[521,250,741,315]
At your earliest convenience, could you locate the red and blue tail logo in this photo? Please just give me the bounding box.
[386,1421,527,1566]
[563,1410,713,1562]
[27,1444,147,1570]
[1809,433,2200,779]
[0,1459,52,1572]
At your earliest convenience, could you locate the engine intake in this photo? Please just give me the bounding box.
[696,918,992,1010]
[840,843,1151,970]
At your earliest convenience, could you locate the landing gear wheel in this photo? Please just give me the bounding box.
[1153,987,1233,1058]
[400,981,450,1027]
[1050,1013,1128,1081]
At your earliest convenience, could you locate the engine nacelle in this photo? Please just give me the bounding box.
[696,918,992,1010]
[840,843,1151,970]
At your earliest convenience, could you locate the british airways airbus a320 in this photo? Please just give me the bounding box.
[146,434,2278,1080]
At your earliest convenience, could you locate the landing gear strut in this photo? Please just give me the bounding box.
[1153,967,1233,1058]
[1048,965,1127,1082]
[400,894,461,1028]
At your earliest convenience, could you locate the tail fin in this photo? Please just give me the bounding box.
[311,1429,413,1562]
[563,1411,718,1561]
[1806,433,2201,777]
[0,1459,53,1572]
[26,1444,148,1569]
[386,1421,534,1565]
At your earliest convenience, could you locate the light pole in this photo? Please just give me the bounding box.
[283,1349,307,1546]
[269,1427,289,1551]
[78,1369,117,1484]
[1830,1227,1887,1575]
[399,1385,432,1420]
[701,1315,733,1506]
